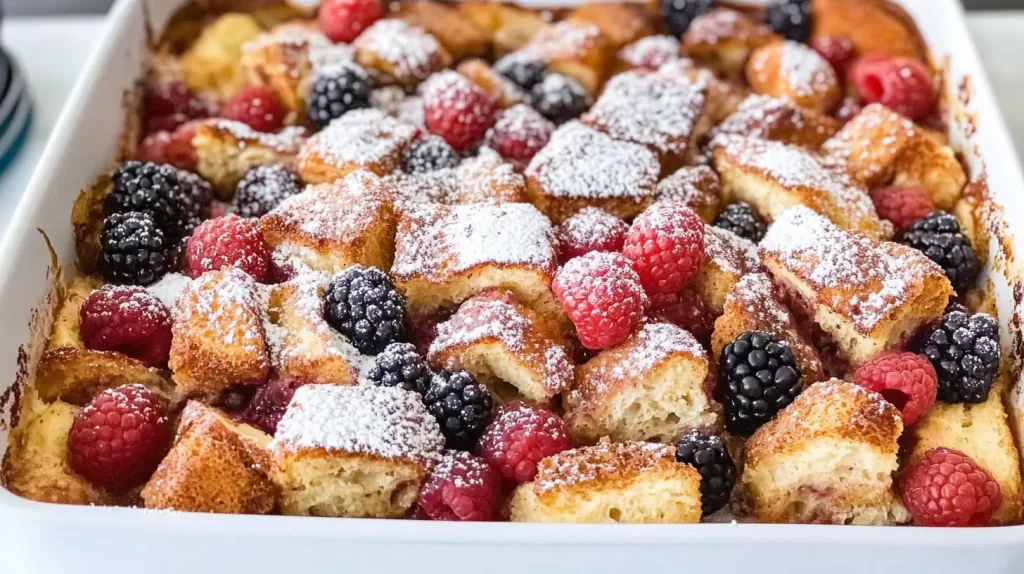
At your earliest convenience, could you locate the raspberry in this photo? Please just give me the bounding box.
[185,214,270,282]
[144,81,210,133]
[555,207,629,264]
[423,71,498,151]
[67,384,171,491]
[834,96,863,123]
[648,288,712,346]
[851,352,937,426]
[221,86,284,133]
[901,447,1002,526]
[851,54,935,121]
[242,378,307,435]
[553,251,648,350]
[486,104,554,168]
[622,202,705,295]
[415,451,502,521]
[869,186,936,232]
[137,122,199,171]
[476,402,572,483]
[811,36,856,79]
[79,285,173,368]
[318,0,384,43]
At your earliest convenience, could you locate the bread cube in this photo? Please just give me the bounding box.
[353,19,451,88]
[654,166,722,222]
[181,13,263,98]
[567,3,653,51]
[193,119,307,198]
[384,148,526,209]
[746,40,841,113]
[810,0,928,62]
[458,3,547,56]
[394,1,491,62]
[682,8,778,80]
[240,23,326,122]
[298,109,418,183]
[692,225,761,314]
[713,94,840,149]
[522,21,612,95]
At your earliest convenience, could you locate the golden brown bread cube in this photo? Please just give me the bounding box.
[567,3,654,52]
[811,0,928,62]
[746,40,841,113]
[459,3,547,56]
[394,1,491,62]
[141,402,277,514]
[692,224,761,314]
[654,165,722,222]
[297,108,418,184]
[713,94,840,150]
[682,8,778,80]
[384,148,526,208]
[616,35,682,72]
[353,19,452,88]
[192,119,308,199]
[240,22,325,122]
[522,20,612,95]
[656,58,750,125]
[181,13,263,99]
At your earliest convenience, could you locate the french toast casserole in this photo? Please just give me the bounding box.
[2,0,1022,527]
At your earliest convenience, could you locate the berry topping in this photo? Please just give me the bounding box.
[648,288,713,346]
[623,202,706,295]
[67,384,171,491]
[764,0,812,43]
[660,0,714,38]
[423,71,498,151]
[851,352,937,426]
[901,447,1002,527]
[306,63,373,130]
[712,202,767,244]
[79,285,173,368]
[529,73,590,125]
[185,214,271,282]
[232,164,302,218]
[423,370,494,451]
[144,81,210,133]
[553,251,649,350]
[675,430,736,516]
[366,342,433,395]
[324,265,409,355]
[476,402,572,483]
[850,54,935,122]
[486,104,554,168]
[106,161,213,242]
[402,134,462,174]
[414,450,502,521]
[99,211,172,286]
[718,331,803,436]
[869,186,936,233]
[834,96,863,123]
[555,207,629,264]
[918,310,1000,404]
[221,86,284,133]
[493,53,547,92]
[811,36,856,79]
[899,211,979,293]
[138,122,200,171]
[242,378,307,435]
[318,0,384,44]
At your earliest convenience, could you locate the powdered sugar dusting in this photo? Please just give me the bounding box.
[728,272,792,326]
[593,321,706,383]
[300,108,418,170]
[777,41,837,99]
[147,273,191,310]
[703,225,760,276]
[202,119,307,153]
[655,165,721,213]
[384,149,524,207]
[175,268,265,352]
[618,35,681,70]
[534,441,675,494]
[354,19,446,83]
[524,20,603,63]
[713,94,837,143]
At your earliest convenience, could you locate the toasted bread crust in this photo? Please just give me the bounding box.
[523,20,613,95]
[811,0,928,62]
[746,40,841,113]
[683,8,778,80]
[193,119,307,198]
[654,165,722,222]
[395,1,491,62]
[713,94,840,150]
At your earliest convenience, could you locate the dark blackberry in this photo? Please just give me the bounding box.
[718,331,802,436]
[324,265,408,355]
[712,203,768,243]
[366,342,433,395]
[919,310,1000,404]
[899,211,979,294]
[530,73,591,125]
[232,164,302,218]
[493,53,547,91]
[660,0,715,38]
[306,63,372,130]
[106,161,212,241]
[674,430,736,516]
[423,370,493,451]
[764,0,812,43]
[99,211,171,286]
[402,135,461,174]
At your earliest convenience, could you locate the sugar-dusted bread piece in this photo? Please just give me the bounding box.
[522,20,612,95]
[759,206,953,367]
[693,225,761,314]
[582,70,710,174]
[682,8,778,80]
[270,384,444,517]
[654,165,722,222]
[811,0,928,62]
[656,58,749,125]
[353,19,451,88]
[384,148,526,209]
[617,35,681,72]
[712,272,827,385]
[713,94,840,149]
[393,1,491,62]
[169,268,270,397]
[565,322,717,444]
[240,23,326,122]
[427,290,574,404]
[141,402,277,514]
[35,276,171,406]
[567,3,653,51]
[509,441,701,523]
[742,379,908,525]
[193,119,308,199]
[259,170,397,275]
[456,58,526,109]
[180,13,263,98]
[746,40,841,113]
[391,202,564,326]
[298,108,418,183]
[525,121,660,224]
[820,104,966,210]
[458,3,547,56]
[711,134,890,239]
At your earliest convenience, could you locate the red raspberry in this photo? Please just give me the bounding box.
[138,121,199,171]
[414,451,502,521]
[869,186,936,232]
[423,71,498,151]
[834,96,863,124]
[144,81,210,133]
[850,54,935,121]
[553,251,648,350]
[242,378,307,435]
[555,207,629,264]
[811,36,856,79]
[185,214,271,282]
[622,202,705,295]
[648,288,712,346]
[476,402,572,483]
[221,86,284,133]
[901,447,1002,526]
[67,384,171,491]
[486,104,554,168]
[851,352,937,425]
[319,0,383,44]
[79,285,173,368]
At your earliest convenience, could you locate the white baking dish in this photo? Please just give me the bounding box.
[1,1,1024,572]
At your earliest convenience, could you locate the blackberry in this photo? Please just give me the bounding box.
[530,74,591,125]
[99,211,171,286]
[764,0,812,43]
[674,430,736,516]
[423,370,494,451]
[324,265,408,355]
[899,211,979,294]
[306,63,372,130]
[494,53,547,91]
[402,135,461,174]
[106,161,212,241]
[660,0,715,38]
[718,331,802,436]
[232,164,302,218]
[919,310,1000,404]
[712,203,767,243]
[366,342,433,395]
